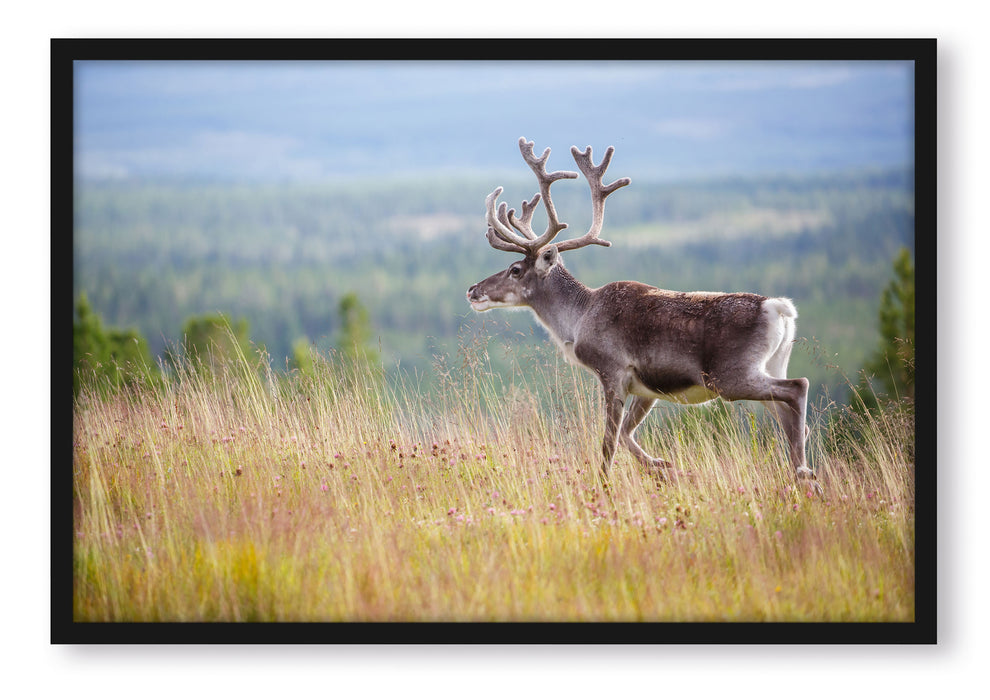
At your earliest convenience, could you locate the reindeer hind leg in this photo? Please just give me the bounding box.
[765,376,819,493]
[722,372,816,490]
[620,396,675,474]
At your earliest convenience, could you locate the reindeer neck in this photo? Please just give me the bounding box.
[527,264,593,344]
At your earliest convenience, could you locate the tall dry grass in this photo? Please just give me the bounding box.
[71,337,915,622]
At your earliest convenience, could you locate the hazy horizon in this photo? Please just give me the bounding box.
[74,60,914,184]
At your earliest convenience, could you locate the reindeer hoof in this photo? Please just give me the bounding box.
[598,474,612,492]
[646,459,683,486]
[795,467,824,496]
[645,458,675,475]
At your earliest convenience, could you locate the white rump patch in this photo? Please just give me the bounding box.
[764,297,797,319]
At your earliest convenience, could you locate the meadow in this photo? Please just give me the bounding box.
[71,334,915,625]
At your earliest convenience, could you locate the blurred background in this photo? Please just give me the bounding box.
[72,59,916,406]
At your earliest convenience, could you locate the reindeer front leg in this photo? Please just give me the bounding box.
[599,384,626,486]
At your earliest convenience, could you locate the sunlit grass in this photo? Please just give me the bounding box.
[72,339,915,622]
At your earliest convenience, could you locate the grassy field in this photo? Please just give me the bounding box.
[71,339,915,624]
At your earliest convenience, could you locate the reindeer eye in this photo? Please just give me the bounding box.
[509,266,522,278]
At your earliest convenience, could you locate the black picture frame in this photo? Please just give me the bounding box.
[53,37,936,645]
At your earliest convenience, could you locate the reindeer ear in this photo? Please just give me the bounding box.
[535,245,558,276]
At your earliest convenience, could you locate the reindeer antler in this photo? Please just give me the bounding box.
[555,145,631,253]
[485,137,578,255]
[484,137,629,257]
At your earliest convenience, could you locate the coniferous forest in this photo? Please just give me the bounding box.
[73,166,914,407]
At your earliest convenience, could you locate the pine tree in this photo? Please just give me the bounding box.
[290,336,316,375]
[337,292,379,365]
[73,293,157,395]
[180,313,254,367]
[857,247,914,407]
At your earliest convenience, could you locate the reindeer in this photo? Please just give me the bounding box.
[466,137,818,491]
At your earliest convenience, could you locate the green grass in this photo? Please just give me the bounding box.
[72,340,915,622]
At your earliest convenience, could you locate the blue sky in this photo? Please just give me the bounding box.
[74,60,914,182]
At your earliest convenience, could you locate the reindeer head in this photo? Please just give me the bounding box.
[466,137,630,312]
[467,246,561,312]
